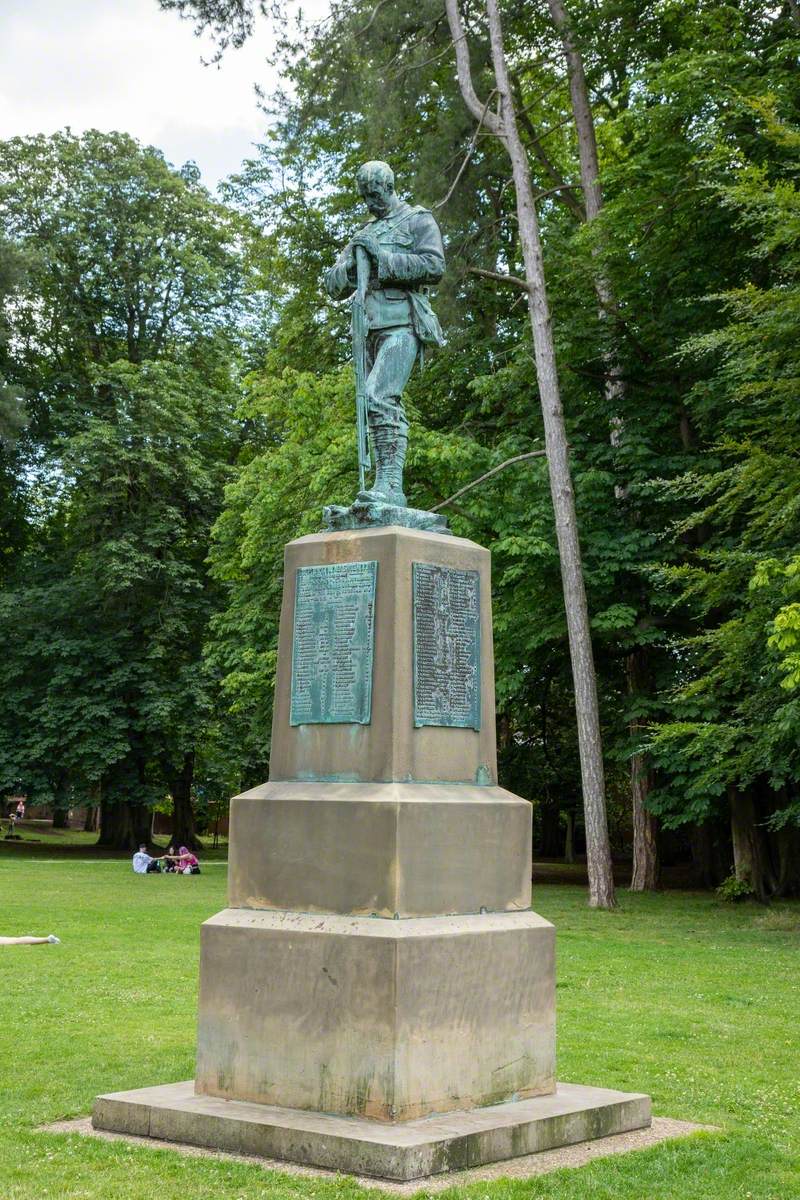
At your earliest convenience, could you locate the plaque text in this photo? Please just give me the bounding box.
[412,563,481,730]
[290,560,377,725]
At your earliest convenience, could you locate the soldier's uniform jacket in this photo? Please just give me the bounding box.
[325,201,445,346]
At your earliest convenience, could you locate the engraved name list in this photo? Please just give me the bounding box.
[413,562,481,730]
[290,561,377,725]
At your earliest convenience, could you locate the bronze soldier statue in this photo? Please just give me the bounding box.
[324,161,448,531]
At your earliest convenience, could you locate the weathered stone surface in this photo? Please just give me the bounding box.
[92,1081,652,1181]
[92,1095,152,1139]
[194,909,555,1121]
[269,527,498,786]
[228,781,531,917]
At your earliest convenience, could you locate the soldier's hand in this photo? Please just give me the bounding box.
[351,230,380,260]
[335,243,356,270]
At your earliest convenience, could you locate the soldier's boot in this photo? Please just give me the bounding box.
[359,427,407,507]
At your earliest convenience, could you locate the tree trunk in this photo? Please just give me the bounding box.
[97,799,151,851]
[547,0,601,221]
[539,801,563,858]
[84,782,101,831]
[630,753,659,890]
[627,650,659,891]
[449,0,614,907]
[774,823,800,897]
[550,0,667,889]
[564,809,575,863]
[97,799,126,848]
[168,751,201,851]
[547,0,626,456]
[689,822,714,889]
[51,771,71,828]
[729,788,770,902]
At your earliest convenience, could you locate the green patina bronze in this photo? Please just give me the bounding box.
[323,160,449,534]
[412,562,481,731]
[290,561,377,725]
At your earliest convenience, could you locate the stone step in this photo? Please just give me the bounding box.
[93,1080,651,1181]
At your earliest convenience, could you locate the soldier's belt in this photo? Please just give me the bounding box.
[371,284,429,297]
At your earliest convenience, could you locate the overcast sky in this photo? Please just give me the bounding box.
[0,0,325,190]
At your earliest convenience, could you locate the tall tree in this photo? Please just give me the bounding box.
[0,131,247,847]
[646,109,800,900]
[545,0,659,890]
[444,0,616,908]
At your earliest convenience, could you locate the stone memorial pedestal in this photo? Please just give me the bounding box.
[93,526,650,1180]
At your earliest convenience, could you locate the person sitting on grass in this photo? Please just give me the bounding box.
[131,844,163,874]
[162,843,180,872]
[173,845,201,875]
[0,934,60,945]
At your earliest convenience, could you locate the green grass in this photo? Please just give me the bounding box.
[0,861,798,1199]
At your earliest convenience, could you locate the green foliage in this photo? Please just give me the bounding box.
[0,131,249,839]
[644,109,800,844]
[0,237,27,445]
[0,238,30,584]
[716,872,755,902]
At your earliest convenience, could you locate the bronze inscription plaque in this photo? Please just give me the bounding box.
[290,560,377,725]
[412,562,481,730]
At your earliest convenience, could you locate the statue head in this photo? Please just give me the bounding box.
[356,160,396,217]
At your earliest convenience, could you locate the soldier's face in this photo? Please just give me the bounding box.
[359,178,393,217]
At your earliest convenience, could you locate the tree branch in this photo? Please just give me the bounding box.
[358,0,391,35]
[535,183,581,201]
[524,112,575,148]
[511,75,586,221]
[444,0,506,139]
[468,266,530,290]
[432,450,547,511]
[432,89,498,209]
[390,37,452,81]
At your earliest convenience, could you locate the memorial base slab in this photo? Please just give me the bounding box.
[92,1081,652,1182]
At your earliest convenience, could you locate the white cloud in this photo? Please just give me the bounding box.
[0,0,321,188]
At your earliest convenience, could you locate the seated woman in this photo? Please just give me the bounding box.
[174,845,201,874]
[162,843,180,872]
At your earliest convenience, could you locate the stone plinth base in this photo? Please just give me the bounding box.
[229,781,532,917]
[195,909,555,1120]
[92,1081,652,1181]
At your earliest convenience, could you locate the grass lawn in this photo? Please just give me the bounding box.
[0,859,798,1200]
